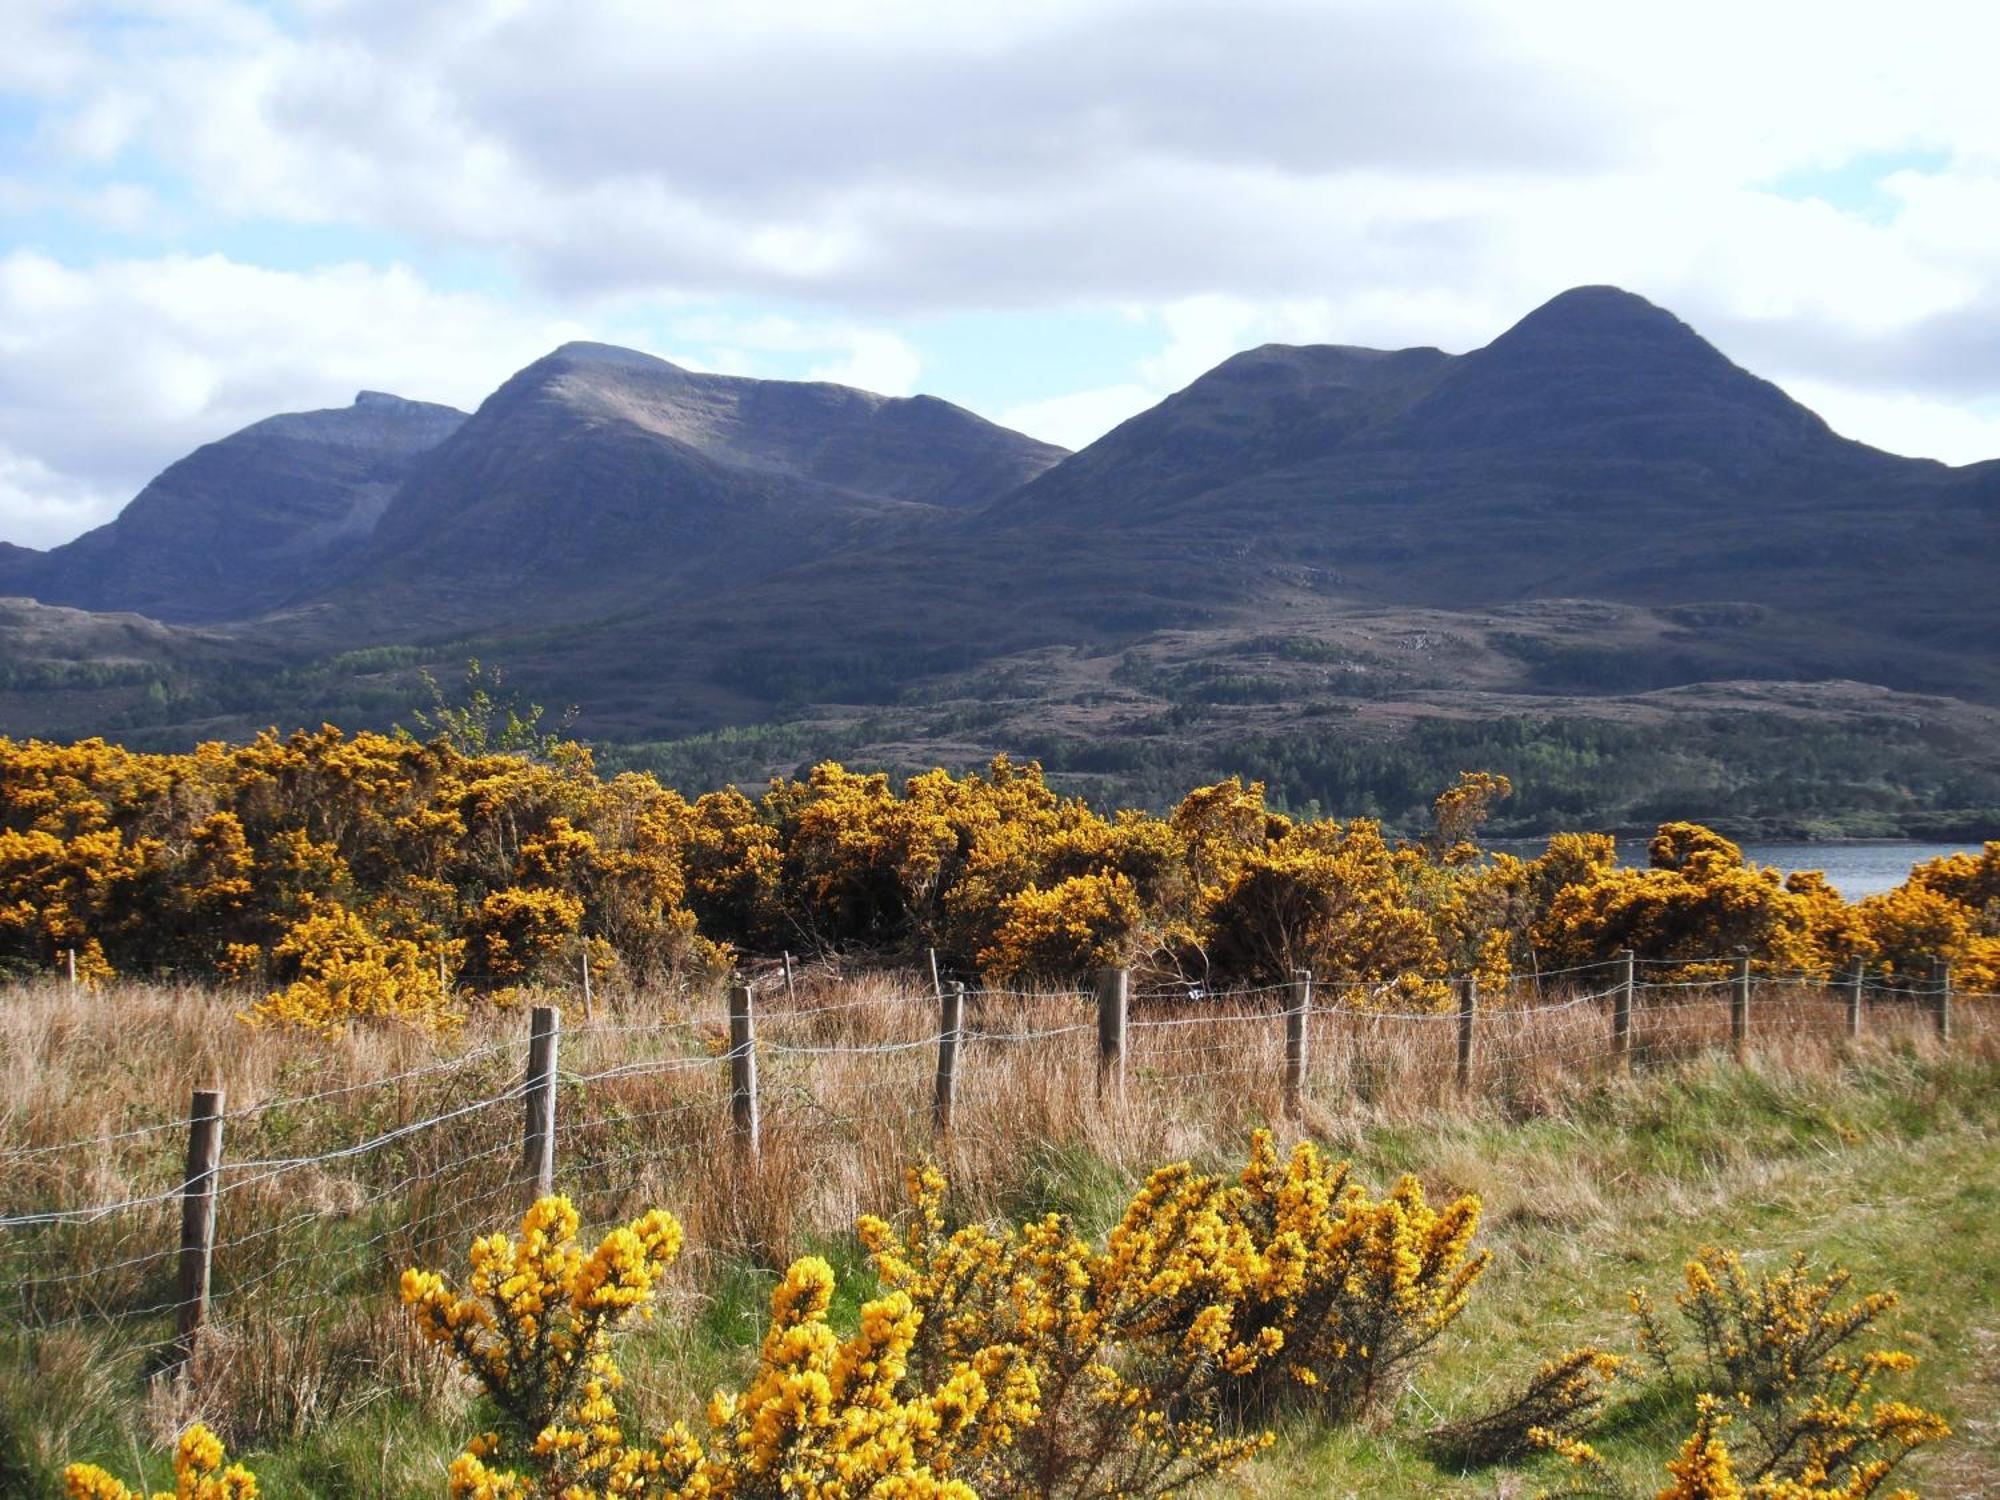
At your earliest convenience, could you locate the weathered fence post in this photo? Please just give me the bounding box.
[928,948,943,1000]
[728,981,760,1161]
[1457,976,1477,1094]
[1731,950,1751,1064]
[1847,957,1865,1040]
[522,1006,560,1204]
[1612,949,1634,1073]
[580,949,594,1021]
[782,951,797,1008]
[1283,969,1311,1119]
[171,1087,225,1370]
[67,947,78,988]
[934,980,965,1138]
[1931,958,1952,1043]
[1096,966,1128,1104]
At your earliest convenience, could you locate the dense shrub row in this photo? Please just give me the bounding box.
[1,730,1994,1032]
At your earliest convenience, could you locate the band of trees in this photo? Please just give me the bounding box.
[1,728,1994,1034]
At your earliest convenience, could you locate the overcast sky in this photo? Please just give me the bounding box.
[2,0,1997,548]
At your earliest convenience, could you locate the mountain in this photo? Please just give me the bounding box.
[336,343,1068,629]
[988,286,1996,659]
[1,393,466,623]
[1,287,1996,835]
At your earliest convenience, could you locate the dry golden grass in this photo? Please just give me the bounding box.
[1,963,1990,1481]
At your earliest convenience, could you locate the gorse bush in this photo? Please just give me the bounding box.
[858,1131,1487,1494]
[1544,1248,1949,1500]
[403,1196,1036,1498]
[390,1140,1488,1499]
[63,1425,257,1499]
[860,1161,1276,1498]
[1220,1129,1490,1419]
[4,729,1994,1034]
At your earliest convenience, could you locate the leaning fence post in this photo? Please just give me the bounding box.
[1847,957,1865,1040]
[1612,949,1634,1073]
[171,1087,225,1371]
[934,980,965,1138]
[1283,969,1311,1119]
[1931,958,1952,1043]
[1731,950,1751,1064]
[522,1006,560,1204]
[1096,966,1128,1104]
[728,981,761,1160]
[782,951,797,1007]
[928,948,943,1000]
[1457,976,1477,1094]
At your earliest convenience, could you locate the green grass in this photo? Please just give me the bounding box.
[11,1047,1995,1497]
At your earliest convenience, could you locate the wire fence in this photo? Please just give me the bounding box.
[1,954,1991,1426]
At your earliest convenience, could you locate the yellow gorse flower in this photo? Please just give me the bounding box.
[62,1424,257,1500]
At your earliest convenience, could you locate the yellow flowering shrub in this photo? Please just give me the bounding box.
[1622,1249,1947,1499]
[407,1199,1033,1498]
[401,1196,684,1495]
[861,1140,1488,1493]
[1203,820,1449,999]
[860,1160,1274,1498]
[976,871,1144,983]
[243,902,462,1037]
[1534,824,1821,977]
[1220,1128,1489,1419]
[63,1424,257,1499]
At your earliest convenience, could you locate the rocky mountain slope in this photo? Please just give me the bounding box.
[0,288,1994,831]
[0,393,466,623]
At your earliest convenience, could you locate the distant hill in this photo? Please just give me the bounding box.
[0,393,465,623]
[0,287,1995,835]
[338,342,1068,630]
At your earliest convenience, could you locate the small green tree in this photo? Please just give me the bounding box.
[404,658,578,761]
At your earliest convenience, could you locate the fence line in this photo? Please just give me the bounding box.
[2,958,1984,1377]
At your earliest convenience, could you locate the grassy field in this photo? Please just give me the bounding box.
[2,974,1993,1497]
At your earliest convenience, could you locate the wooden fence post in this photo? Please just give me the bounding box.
[171,1087,225,1370]
[1612,949,1634,1073]
[728,981,761,1160]
[522,1006,560,1204]
[934,980,965,1138]
[1283,969,1311,1119]
[1931,958,1952,1043]
[1731,950,1751,1064]
[782,951,797,1008]
[1096,966,1128,1104]
[928,948,943,1000]
[67,947,78,987]
[1457,976,1477,1094]
[580,949,594,1021]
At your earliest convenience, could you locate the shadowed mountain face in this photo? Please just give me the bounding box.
[0,288,1995,793]
[978,286,1996,653]
[0,393,466,623]
[340,343,1069,627]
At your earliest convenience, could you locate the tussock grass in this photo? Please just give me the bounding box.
[2,972,1994,1495]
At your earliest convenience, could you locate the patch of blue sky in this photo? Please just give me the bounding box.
[901,305,1159,414]
[614,299,1161,415]
[1763,149,1951,224]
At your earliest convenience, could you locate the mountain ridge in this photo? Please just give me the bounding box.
[0,285,1994,832]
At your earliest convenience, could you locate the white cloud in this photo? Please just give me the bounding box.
[4,0,1999,530]
[0,252,601,545]
[1783,380,2000,468]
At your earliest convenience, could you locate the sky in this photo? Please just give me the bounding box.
[2,0,1997,549]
